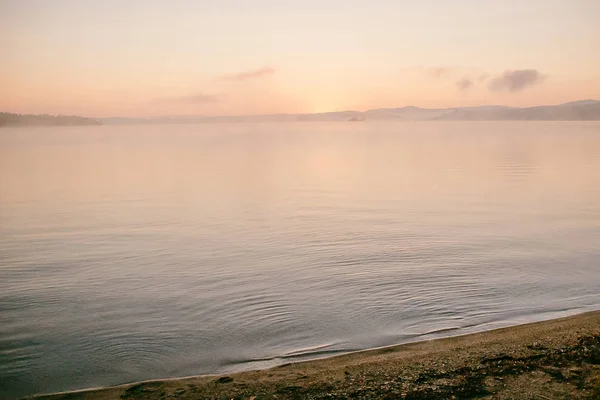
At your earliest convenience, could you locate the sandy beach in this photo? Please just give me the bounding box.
[31,311,600,400]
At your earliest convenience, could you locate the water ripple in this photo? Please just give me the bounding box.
[1,122,600,399]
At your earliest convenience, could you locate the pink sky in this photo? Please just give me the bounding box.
[2,0,600,117]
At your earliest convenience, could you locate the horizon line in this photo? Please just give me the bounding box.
[99,98,599,120]
[3,99,599,120]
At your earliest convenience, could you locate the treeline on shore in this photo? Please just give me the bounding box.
[0,112,101,127]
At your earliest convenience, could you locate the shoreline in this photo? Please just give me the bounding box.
[30,310,600,400]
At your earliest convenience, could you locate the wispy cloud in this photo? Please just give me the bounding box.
[400,66,453,79]
[456,77,473,92]
[154,92,219,104]
[453,70,544,93]
[219,67,276,82]
[488,69,546,92]
[428,67,451,79]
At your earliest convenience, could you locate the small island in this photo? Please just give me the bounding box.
[348,116,366,122]
[0,112,101,127]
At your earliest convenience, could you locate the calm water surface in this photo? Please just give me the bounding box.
[1,122,599,398]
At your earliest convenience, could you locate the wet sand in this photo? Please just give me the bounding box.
[32,311,600,399]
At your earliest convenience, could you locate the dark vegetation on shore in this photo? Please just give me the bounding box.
[0,112,101,127]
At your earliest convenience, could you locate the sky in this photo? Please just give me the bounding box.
[2,0,600,117]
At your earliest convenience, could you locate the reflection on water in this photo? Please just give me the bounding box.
[1,121,599,398]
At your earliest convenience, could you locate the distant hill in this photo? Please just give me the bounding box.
[100,100,600,124]
[0,113,101,127]
[435,100,600,121]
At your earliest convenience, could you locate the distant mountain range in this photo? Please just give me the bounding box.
[102,100,600,124]
[3,100,599,127]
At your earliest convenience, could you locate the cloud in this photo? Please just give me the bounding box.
[488,69,546,92]
[456,78,473,92]
[219,67,276,82]
[400,66,453,79]
[428,67,451,78]
[154,92,219,104]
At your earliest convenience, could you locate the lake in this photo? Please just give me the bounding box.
[1,121,599,398]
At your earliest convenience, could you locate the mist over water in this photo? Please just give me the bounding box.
[1,121,599,398]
